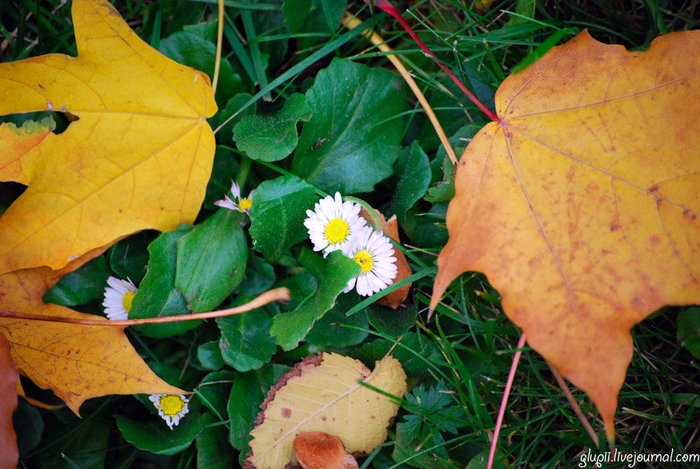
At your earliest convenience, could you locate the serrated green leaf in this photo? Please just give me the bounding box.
[270,251,359,350]
[248,175,318,262]
[292,58,406,194]
[394,142,431,224]
[130,228,196,338]
[233,93,312,162]
[217,303,277,372]
[175,209,248,312]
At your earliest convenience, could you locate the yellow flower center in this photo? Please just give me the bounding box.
[353,250,374,273]
[238,197,252,212]
[159,395,186,417]
[324,218,350,244]
[122,291,136,312]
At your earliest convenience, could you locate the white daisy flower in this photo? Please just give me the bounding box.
[214,181,253,214]
[342,225,398,296]
[102,276,137,321]
[304,192,366,256]
[149,394,190,430]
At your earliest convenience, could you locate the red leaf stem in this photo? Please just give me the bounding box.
[373,0,500,122]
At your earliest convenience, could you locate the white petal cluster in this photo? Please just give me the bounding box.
[304,193,398,296]
[214,181,253,213]
[304,192,366,256]
[102,276,137,321]
[342,225,398,296]
[149,394,190,430]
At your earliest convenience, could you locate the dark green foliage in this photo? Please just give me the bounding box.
[10,1,699,468]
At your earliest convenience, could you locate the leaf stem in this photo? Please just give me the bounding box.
[345,196,384,231]
[211,0,225,93]
[372,0,500,123]
[0,288,290,327]
[487,332,527,469]
[342,11,458,165]
[548,360,600,448]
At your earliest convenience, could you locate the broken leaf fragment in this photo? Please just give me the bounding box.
[245,353,407,469]
[431,30,700,439]
[294,432,359,469]
[0,0,217,275]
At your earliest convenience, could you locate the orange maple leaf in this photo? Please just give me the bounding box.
[0,0,217,275]
[431,30,700,439]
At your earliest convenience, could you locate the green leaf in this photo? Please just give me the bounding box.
[270,251,359,350]
[130,228,195,338]
[248,175,318,262]
[159,31,242,105]
[175,209,249,312]
[368,301,418,338]
[236,254,276,296]
[215,93,254,146]
[197,340,226,371]
[292,58,406,194]
[394,142,431,224]
[116,411,205,456]
[233,93,312,162]
[677,307,700,359]
[197,416,235,469]
[108,231,155,283]
[197,370,235,420]
[43,255,110,306]
[283,0,347,33]
[354,333,441,378]
[217,302,277,372]
[228,364,289,452]
[305,293,369,347]
[13,400,43,457]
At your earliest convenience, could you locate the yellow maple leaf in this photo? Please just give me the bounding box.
[0,0,216,275]
[431,30,700,439]
[246,353,407,469]
[0,266,184,415]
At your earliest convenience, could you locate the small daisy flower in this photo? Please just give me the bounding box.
[342,225,398,296]
[102,276,137,321]
[149,394,190,430]
[304,192,366,256]
[214,181,253,213]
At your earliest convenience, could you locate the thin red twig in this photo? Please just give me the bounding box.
[373,0,500,122]
[487,333,527,469]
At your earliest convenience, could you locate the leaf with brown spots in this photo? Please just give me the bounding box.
[0,267,184,415]
[245,353,406,469]
[431,30,700,439]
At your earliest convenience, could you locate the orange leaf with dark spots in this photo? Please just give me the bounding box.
[431,30,700,439]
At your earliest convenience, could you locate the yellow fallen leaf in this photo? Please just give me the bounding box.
[246,353,407,469]
[0,267,184,415]
[431,30,700,438]
[0,0,216,275]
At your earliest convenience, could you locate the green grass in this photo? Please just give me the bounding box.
[2,0,699,468]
